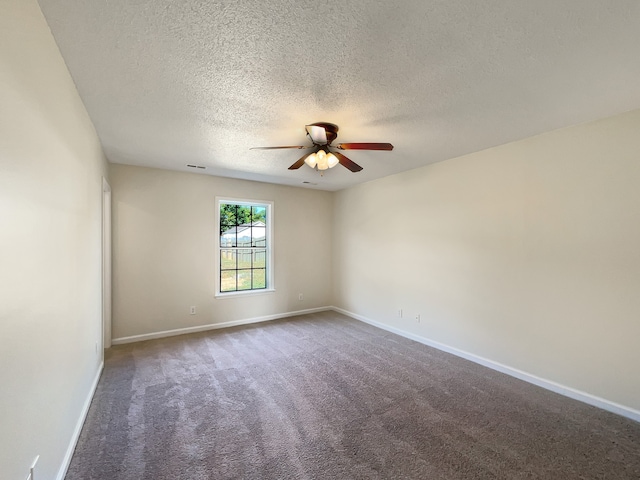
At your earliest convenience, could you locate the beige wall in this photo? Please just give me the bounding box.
[110,164,333,340]
[333,109,640,413]
[0,1,109,478]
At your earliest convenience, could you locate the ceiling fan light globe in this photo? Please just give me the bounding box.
[327,153,339,168]
[304,153,317,168]
[316,150,329,170]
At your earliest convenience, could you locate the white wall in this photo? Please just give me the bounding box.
[333,109,640,414]
[0,1,109,478]
[110,164,333,340]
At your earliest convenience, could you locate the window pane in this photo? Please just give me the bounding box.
[252,268,266,289]
[236,249,252,269]
[236,226,251,247]
[221,270,236,292]
[253,249,266,268]
[252,206,266,223]
[220,250,236,270]
[237,206,251,224]
[251,226,266,247]
[220,204,237,232]
[220,227,237,247]
[237,269,252,290]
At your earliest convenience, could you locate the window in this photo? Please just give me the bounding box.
[217,198,273,295]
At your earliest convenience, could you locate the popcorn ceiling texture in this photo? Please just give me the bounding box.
[38,0,640,190]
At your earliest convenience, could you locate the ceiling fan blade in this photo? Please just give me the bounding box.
[306,125,328,144]
[288,153,310,170]
[250,145,308,150]
[336,143,394,151]
[333,152,363,172]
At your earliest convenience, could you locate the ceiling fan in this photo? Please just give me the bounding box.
[250,122,393,173]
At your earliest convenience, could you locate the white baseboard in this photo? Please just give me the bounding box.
[111,307,332,345]
[332,306,640,423]
[56,361,104,480]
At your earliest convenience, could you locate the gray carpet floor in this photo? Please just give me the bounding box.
[66,311,640,479]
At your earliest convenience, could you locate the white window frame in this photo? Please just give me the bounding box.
[215,197,274,298]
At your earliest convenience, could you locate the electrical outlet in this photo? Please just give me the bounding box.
[190,306,196,315]
[298,293,303,301]
[415,314,421,323]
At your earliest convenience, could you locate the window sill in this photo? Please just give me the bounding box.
[215,288,276,299]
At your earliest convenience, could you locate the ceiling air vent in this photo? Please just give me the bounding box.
[186,164,206,170]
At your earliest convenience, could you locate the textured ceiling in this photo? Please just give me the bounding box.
[38,0,640,191]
